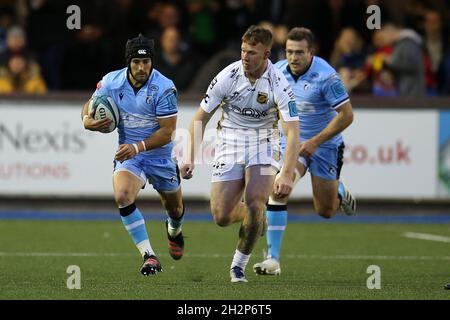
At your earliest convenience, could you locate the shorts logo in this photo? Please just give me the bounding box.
[212,162,225,176]
[257,92,268,104]
[212,162,226,169]
[328,166,337,175]
[138,49,147,54]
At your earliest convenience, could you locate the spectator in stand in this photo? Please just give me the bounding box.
[257,21,287,62]
[187,0,220,59]
[63,0,111,90]
[0,25,28,64]
[330,28,367,93]
[26,0,67,90]
[156,27,198,92]
[272,24,288,62]
[442,45,450,94]
[365,29,397,97]
[0,5,16,58]
[141,2,186,47]
[422,10,447,94]
[0,53,47,94]
[376,23,426,97]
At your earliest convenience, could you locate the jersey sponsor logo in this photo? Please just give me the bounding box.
[230,67,239,79]
[209,77,218,90]
[230,104,268,118]
[203,93,210,104]
[149,84,159,91]
[257,92,268,104]
[310,72,319,79]
[121,111,157,128]
[298,102,315,114]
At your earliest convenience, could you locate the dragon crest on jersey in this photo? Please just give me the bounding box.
[257,92,268,104]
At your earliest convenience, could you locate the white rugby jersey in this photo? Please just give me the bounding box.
[200,60,299,129]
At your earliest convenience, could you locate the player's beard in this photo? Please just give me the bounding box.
[129,67,151,86]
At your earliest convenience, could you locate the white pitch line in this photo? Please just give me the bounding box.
[284,254,450,261]
[403,232,450,243]
[1,252,450,261]
[0,252,132,257]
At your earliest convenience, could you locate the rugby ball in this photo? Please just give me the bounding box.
[88,95,120,133]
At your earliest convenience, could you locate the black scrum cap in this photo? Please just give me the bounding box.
[125,34,154,64]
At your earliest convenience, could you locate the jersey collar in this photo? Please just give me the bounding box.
[240,60,272,81]
[126,68,153,94]
[287,56,315,82]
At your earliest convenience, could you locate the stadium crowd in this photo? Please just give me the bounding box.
[0,0,449,96]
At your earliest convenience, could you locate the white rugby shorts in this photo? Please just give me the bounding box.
[211,127,281,182]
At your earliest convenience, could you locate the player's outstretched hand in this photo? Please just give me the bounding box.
[115,144,137,162]
[273,174,293,197]
[179,163,194,179]
[83,110,112,132]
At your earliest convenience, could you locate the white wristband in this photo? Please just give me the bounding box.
[141,140,147,151]
[132,143,139,154]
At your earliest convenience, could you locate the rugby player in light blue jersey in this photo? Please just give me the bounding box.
[81,34,185,276]
[253,27,356,276]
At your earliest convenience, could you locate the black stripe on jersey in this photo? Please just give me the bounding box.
[331,97,350,109]
[156,111,178,118]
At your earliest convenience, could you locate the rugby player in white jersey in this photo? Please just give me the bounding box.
[253,27,356,276]
[180,25,299,283]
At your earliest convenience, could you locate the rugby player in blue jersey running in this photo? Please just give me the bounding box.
[253,27,356,276]
[81,34,185,276]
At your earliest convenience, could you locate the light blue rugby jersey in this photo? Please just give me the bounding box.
[275,56,349,149]
[93,67,177,159]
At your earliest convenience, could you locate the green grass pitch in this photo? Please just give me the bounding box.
[0,220,450,300]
